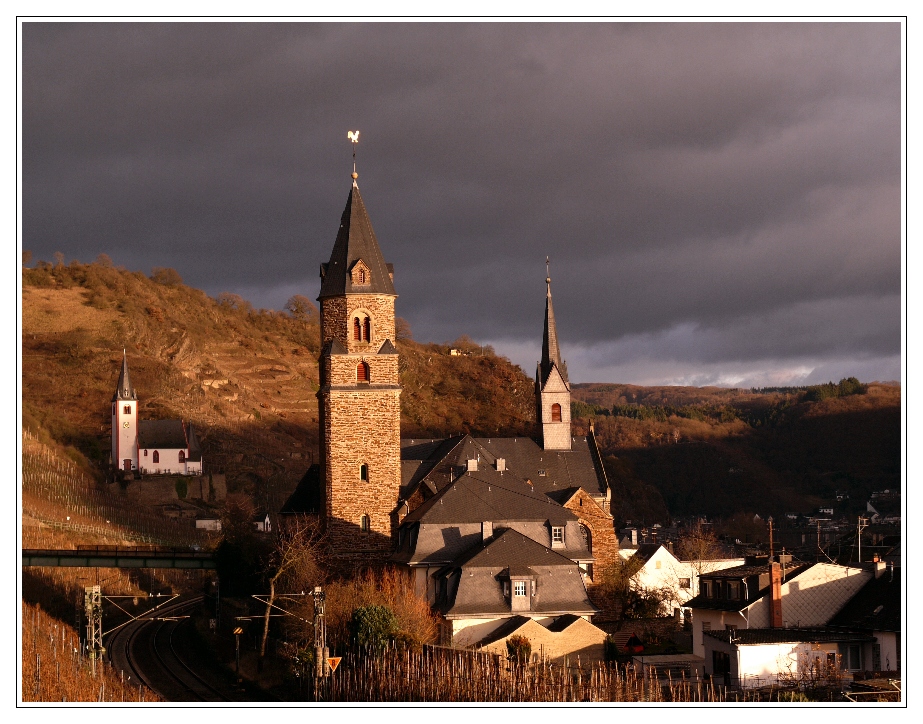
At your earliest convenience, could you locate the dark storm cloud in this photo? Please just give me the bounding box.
[21,22,902,384]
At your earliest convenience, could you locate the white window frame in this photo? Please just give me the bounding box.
[513,581,527,597]
[551,526,564,545]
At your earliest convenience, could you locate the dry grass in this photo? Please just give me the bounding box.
[21,600,164,703]
[22,286,122,334]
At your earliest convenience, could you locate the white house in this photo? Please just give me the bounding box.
[620,543,744,611]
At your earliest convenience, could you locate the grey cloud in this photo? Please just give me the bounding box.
[21,22,902,385]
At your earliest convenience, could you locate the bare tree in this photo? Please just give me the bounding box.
[284,294,318,324]
[53,251,65,268]
[258,521,325,663]
[94,253,113,267]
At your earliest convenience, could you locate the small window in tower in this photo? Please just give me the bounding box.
[363,316,371,341]
[144,449,148,457]
[123,405,131,414]
[357,361,370,382]
[353,317,362,341]
[551,403,562,422]
[153,451,160,463]
[358,269,366,284]
[360,515,370,532]
[360,464,368,481]
[178,450,186,463]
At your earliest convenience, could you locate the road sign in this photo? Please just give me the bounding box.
[327,656,342,672]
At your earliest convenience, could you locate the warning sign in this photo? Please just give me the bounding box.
[233,627,244,635]
[327,657,342,672]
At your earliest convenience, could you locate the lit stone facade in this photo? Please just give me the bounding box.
[317,183,402,561]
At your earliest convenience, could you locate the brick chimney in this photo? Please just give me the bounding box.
[769,562,783,628]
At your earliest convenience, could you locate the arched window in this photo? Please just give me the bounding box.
[153,451,160,463]
[144,449,148,457]
[178,450,186,463]
[363,316,371,341]
[360,515,370,532]
[551,403,562,422]
[357,361,370,382]
[359,464,368,481]
[353,317,362,341]
[580,523,592,553]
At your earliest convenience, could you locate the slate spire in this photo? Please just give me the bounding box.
[112,349,136,401]
[540,259,568,386]
[318,181,396,299]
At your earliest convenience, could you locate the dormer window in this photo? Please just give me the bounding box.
[728,581,740,600]
[350,259,371,286]
[703,580,713,598]
[513,581,527,597]
[551,526,564,547]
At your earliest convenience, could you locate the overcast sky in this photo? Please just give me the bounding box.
[21,22,902,387]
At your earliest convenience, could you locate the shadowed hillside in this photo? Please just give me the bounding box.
[572,382,900,522]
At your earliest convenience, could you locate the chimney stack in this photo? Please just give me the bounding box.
[467,458,477,472]
[482,521,493,542]
[495,458,506,471]
[769,562,783,628]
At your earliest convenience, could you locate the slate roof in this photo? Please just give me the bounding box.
[439,528,596,618]
[400,464,577,526]
[318,184,396,299]
[827,569,901,633]
[399,434,608,500]
[137,420,201,461]
[685,562,812,612]
[704,628,874,646]
[280,464,322,514]
[112,350,136,401]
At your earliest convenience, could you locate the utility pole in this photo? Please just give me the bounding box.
[312,586,329,679]
[84,586,103,676]
[857,517,869,563]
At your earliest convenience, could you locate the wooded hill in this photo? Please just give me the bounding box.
[21,260,900,527]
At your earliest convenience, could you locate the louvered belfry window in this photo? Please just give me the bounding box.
[353,317,362,341]
[551,403,562,422]
[357,361,370,382]
[363,316,371,341]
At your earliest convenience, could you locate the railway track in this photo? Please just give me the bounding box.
[107,595,227,702]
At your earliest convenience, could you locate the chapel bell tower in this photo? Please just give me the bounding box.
[536,261,572,450]
[111,349,139,472]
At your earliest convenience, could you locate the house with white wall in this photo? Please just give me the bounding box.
[620,543,744,612]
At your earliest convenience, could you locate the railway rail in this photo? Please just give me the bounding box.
[106,595,227,702]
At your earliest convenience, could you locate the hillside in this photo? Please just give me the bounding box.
[571,382,901,522]
[21,260,900,533]
[21,261,535,526]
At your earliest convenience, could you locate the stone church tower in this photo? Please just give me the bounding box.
[111,350,139,472]
[536,267,571,450]
[317,171,402,560]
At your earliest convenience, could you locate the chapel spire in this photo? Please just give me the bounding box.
[540,258,568,386]
[112,349,136,401]
[536,259,571,450]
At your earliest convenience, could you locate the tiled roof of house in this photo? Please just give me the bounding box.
[400,464,576,526]
[440,528,596,618]
[827,569,901,633]
[704,628,874,646]
[318,185,396,299]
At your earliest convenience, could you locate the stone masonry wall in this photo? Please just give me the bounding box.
[321,295,396,353]
[321,388,402,554]
[563,489,620,622]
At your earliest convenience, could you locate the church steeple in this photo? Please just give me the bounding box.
[316,148,402,563]
[112,349,136,401]
[536,260,571,451]
[540,261,568,387]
